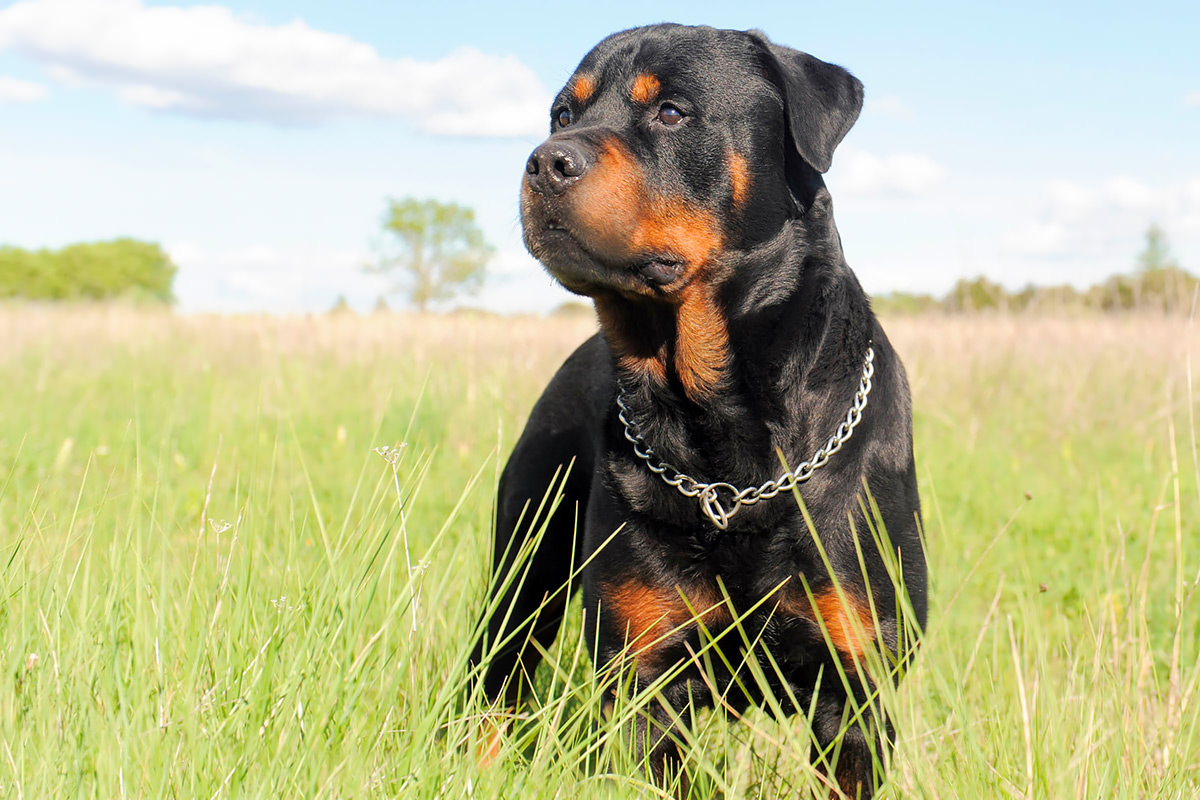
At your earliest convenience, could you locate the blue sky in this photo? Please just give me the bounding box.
[1,0,1198,313]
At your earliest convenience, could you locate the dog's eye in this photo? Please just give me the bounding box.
[555,108,572,127]
[656,104,684,125]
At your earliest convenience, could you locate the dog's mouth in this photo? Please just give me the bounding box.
[633,258,682,287]
[525,213,687,297]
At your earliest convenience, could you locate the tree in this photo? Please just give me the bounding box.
[1135,223,1179,273]
[1104,224,1196,313]
[369,198,493,312]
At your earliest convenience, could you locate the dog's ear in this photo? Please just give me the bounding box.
[750,32,863,174]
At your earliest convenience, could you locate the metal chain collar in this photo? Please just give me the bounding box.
[616,345,875,531]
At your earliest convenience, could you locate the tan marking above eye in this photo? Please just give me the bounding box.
[571,74,597,103]
[629,73,661,105]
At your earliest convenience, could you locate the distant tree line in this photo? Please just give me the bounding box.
[0,239,176,303]
[875,225,1197,315]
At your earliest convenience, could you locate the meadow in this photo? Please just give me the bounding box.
[1,304,1198,798]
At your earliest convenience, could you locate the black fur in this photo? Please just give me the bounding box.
[471,24,927,799]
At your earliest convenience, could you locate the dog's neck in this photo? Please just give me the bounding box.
[592,284,729,401]
[593,198,874,490]
[593,190,863,404]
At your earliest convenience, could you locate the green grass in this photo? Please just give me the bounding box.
[2,305,1198,798]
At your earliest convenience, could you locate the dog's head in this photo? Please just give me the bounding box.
[520,24,863,303]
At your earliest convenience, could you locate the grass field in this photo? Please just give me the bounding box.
[2,305,1199,798]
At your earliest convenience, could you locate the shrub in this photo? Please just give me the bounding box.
[0,239,176,303]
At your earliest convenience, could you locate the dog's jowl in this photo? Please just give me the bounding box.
[470,24,928,799]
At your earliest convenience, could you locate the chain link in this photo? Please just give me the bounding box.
[617,345,875,531]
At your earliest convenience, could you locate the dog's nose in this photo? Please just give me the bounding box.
[525,141,588,195]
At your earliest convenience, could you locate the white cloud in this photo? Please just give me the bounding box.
[1102,176,1158,211]
[0,0,550,135]
[168,242,565,314]
[1043,179,1100,221]
[488,247,540,279]
[169,242,378,313]
[1185,90,1200,107]
[998,222,1070,256]
[832,148,947,196]
[998,175,1200,263]
[117,84,185,109]
[0,74,47,102]
[1037,177,1160,226]
[475,249,574,314]
[865,94,912,119]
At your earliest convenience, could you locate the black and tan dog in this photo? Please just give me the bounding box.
[471,23,927,799]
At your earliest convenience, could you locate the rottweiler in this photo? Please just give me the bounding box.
[471,23,928,799]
